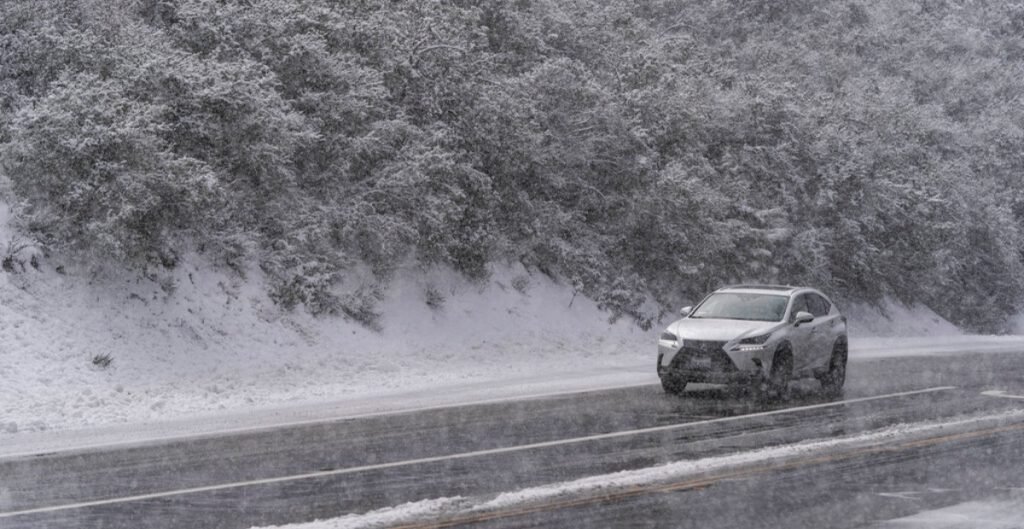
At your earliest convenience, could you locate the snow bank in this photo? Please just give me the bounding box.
[843,298,962,337]
[852,335,1024,359]
[871,496,1024,528]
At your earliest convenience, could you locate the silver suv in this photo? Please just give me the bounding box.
[657,285,848,399]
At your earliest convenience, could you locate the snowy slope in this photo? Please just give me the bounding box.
[0,255,657,434]
[1,195,654,434]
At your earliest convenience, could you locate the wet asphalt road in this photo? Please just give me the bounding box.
[3,352,1024,529]
[450,423,1024,529]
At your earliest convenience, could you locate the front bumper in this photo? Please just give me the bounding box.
[658,364,759,384]
[657,340,762,385]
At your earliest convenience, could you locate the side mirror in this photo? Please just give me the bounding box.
[793,311,814,326]
[680,306,693,317]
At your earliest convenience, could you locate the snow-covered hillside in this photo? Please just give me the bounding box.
[1,198,655,434]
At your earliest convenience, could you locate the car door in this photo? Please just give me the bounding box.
[806,293,838,368]
[787,294,815,372]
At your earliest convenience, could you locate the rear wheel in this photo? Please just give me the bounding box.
[660,375,687,395]
[819,338,848,397]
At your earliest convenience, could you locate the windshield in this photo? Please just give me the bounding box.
[690,292,789,322]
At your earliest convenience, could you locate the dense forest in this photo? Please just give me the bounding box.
[2,0,1023,332]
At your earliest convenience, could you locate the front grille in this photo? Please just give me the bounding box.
[670,340,737,372]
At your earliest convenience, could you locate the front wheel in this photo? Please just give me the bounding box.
[819,338,848,397]
[754,347,793,402]
[660,375,687,395]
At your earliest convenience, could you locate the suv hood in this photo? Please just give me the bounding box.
[669,318,783,342]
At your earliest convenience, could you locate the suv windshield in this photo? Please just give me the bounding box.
[690,292,789,322]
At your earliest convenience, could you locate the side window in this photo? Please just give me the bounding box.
[789,295,809,321]
[807,294,831,317]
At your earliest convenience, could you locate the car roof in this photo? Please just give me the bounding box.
[716,284,803,296]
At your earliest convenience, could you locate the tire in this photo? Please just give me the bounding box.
[660,374,687,395]
[819,338,848,397]
[755,347,792,402]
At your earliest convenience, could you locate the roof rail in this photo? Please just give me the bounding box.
[720,284,798,291]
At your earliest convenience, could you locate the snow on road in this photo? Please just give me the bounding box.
[251,409,1024,529]
[869,496,1024,528]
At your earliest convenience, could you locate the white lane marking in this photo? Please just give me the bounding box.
[0,386,956,519]
[877,492,925,501]
[0,380,656,461]
[876,488,959,502]
[981,390,1024,400]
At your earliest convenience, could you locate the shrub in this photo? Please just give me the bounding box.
[91,353,113,369]
[339,286,382,331]
[1,73,222,267]
[511,274,530,294]
[424,284,445,310]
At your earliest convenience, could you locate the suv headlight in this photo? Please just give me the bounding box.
[737,334,770,351]
[660,332,678,342]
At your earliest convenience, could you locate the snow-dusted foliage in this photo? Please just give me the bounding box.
[2,0,1024,330]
